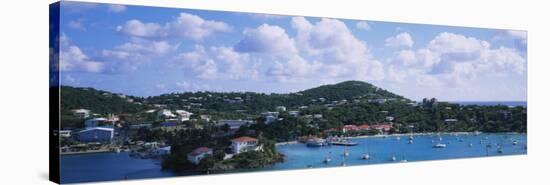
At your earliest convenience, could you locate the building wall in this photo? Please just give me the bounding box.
[79,129,113,142]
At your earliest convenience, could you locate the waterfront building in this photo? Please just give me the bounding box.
[59,130,72,137]
[151,146,171,156]
[343,125,359,133]
[71,109,90,118]
[358,124,371,130]
[78,127,114,142]
[231,136,260,154]
[372,124,393,133]
[187,147,213,165]
[84,118,110,128]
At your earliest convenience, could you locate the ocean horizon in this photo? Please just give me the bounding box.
[449,101,527,107]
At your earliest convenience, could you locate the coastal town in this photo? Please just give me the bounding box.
[58,81,526,172]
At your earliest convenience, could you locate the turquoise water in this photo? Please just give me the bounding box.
[60,133,526,183]
[269,133,526,170]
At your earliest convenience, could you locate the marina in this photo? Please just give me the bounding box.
[60,132,526,183]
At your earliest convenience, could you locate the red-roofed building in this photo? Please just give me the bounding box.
[187,147,213,165]
[342,125,359,133]
[372,124,393,133]
[358,124,371,130]
[231,136,260,154]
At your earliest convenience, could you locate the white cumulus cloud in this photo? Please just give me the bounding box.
[59,34,105,73]
[385,32,414,48]
[173,45,257,80]
[387,32,526,87]
[356,21,371,31]
[234,24,297,56]
[116,12,231,40]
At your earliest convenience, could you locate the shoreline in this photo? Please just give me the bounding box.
[275,131,525,145]
[61,149,114,156]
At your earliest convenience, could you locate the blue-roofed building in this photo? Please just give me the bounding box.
[78,127,114,142]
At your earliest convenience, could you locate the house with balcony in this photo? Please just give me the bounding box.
[231,136,261,154]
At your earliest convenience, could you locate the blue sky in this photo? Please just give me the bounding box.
[57,1,527,101]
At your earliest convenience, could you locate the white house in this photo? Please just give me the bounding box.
[231,136,260,154]
[78,127,114,142]
[275,106,287,112]
[262,112,279,124]
[59,130,72,138]
[187,147,213,165]
[200,115,211,122]
[175,110,193,122]
[72,109,90,118]
[157,109,176,119]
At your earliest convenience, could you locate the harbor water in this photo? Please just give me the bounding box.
[60,133,526,183]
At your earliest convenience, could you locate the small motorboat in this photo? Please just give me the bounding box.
[361,153,370,160]
[433,143,447,148]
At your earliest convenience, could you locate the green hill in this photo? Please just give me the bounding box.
[60,86,148,115]
[299,80,405,101]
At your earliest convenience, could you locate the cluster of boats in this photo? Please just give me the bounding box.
[305,137,359,147]
[304,133,524,167]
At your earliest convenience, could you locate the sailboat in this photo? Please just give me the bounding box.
[343,146,350,157]
[433,133,446,148]
[341,151,347,166]
[407,125,414,144]
[390,153,397,161]
[361,139,371,160]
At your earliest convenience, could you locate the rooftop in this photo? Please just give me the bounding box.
[231,136,258,143]
[189,147,212,156]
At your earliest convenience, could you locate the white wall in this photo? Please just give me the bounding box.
[0,0,548,185]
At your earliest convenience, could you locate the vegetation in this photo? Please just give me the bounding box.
[61,80,526,172]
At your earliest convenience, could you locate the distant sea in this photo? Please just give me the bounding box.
[451,101,527,107]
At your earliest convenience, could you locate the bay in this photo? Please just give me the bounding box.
[60,133,526,183]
